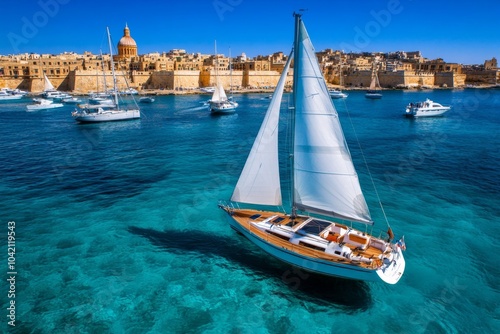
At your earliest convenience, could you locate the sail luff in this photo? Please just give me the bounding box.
[292,19,372,224]
[230,51,293,205]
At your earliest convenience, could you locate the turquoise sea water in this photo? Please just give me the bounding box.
[1,89,499,333]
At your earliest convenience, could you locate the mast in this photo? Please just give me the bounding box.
[106,27,119,107]
[290,12,301,218]
[229,47,232,97]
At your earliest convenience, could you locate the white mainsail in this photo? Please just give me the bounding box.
[292,21,372,224]
[211,82,228,103]
[43,73,55,91]
[231,52,293,205]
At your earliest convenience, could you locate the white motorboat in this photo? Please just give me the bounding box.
[26,98,64,111]
[329,89,348,99]
[404,98,451,117]
[72,27,140,123]
[0,89,24,101]
[219,13,406,285]
[62,97,83,104]
[139,96,155,103]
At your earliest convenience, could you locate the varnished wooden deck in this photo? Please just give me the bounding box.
[226,208,387,270]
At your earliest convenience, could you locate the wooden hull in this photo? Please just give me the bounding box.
[220,207,405,284]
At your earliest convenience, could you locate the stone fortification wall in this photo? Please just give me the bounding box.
[403,71,435,87]
[207,70,244,89]
[147,70,201,90]
[131,71,151,89]
[378,71,406,88]
[344,71,372,87]
[30,75,71,92]
[464,70,497,85]
[71,70,131,94]
[245,70,281,88]
[0,77,27,91]
[434,72,466,88]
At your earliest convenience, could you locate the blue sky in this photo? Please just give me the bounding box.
[1,0,499,65]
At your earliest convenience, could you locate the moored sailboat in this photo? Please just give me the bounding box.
[72,27,140,123]
[365,61,382,99]
[218,13,405,284]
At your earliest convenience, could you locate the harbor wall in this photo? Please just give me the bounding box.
[0,68,486,93]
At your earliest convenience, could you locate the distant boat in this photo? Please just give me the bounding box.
[329,89,348,99]
[218,13,405,285]
[0,89,24,101]
[200,87,215,93]
[42,73,72,101]
[365,62,382,99]
[26,98,64,111]
[62,97,83,104]
[208,41,238,114]
[329,57,348,99]
[121,87,138,95]
[139,96,155,103]
[72,27,140,123]
[404,98,451,117]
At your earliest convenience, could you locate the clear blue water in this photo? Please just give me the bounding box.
[1,89,499,333]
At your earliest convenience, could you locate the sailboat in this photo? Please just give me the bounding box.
[365,61,382,99]
[218,13,405,284]
[72,27,140,123]
[208,41,238,114]
[329,56,348,99]
[42,73,72,101]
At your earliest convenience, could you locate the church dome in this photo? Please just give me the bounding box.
[117,24,137,47]
[118,36,136,47]
[116,24,137,59]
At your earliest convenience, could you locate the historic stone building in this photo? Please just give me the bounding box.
[0,25,497,93]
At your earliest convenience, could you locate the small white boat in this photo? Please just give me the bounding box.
[0,90,24,101]
[62,97,83,104]
[44,91,72,101]
[121,88,138,95]
[26,98,64,111]
[139,96,155,103]
[365,90,382,99]
[404,98,451,117]
[329,89,348,99]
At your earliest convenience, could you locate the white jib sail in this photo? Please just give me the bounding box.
[293,21,372,224]
[44,73,55,91]
[231,52,293,205]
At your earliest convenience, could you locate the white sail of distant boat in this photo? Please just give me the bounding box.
[219,13,405,284]
[208,40,238,114]
[42,73,72,100]
[72,27,140,123]
[366,61,382,99]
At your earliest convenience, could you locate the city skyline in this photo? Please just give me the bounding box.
[2,0,499,65]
